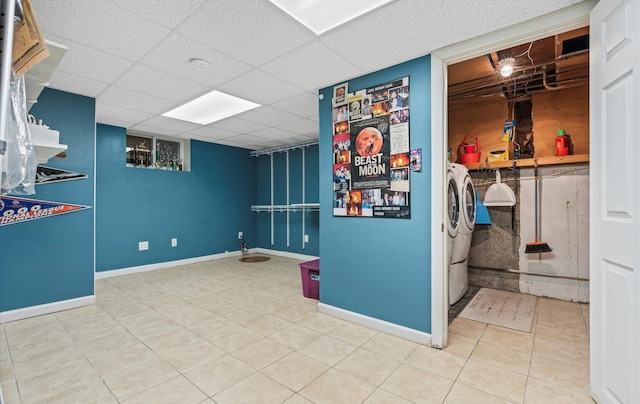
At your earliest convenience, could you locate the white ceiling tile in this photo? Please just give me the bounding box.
[140,33,253,87]
[271,92,320,119]
[178,0,315,66]
[96,103,153,125]
[319,0,439,73]
[237,107,300,127]
[260,41,364,91]
[218,70,304,105]
[108,0,208,28]
[42,34,133,84]
[277,119,319,136]
[113,65,208,102]
[97,117,138,128]
[208,118,267,134]
[139,116,201,133]
[278,134,319,145]
[47,71,108,98]
[98,86,177,115]
[33,0,171,60]
[249,127,298,140]
[129,124,180,137]
[223,134,277,148]
[188,126,237,140]
[211,138,255,150]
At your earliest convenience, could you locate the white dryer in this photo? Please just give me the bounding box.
[449,163,476,305]
[446,163,460,269]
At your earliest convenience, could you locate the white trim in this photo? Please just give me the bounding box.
[0,295,95,323]
[95,248,318,280]
[93,103,97,303]
[252,248,318,262]
[318,303,432,344]
[95,250,244,279]
[430,52,448,349]
[429,0,596,348]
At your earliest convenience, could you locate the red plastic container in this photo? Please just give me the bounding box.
[299,259,320,299]
[556,130,569,156]
[458,133,481,164]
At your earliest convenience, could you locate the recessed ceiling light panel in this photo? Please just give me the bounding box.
[269,0,394,35]
[162,90,260,125]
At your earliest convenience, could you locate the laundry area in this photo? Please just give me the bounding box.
[445,27,591,323]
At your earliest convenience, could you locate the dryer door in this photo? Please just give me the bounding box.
[446,170,460,238]
[461,176,476,231]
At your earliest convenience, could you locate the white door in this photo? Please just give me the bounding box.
[590,0,640,402]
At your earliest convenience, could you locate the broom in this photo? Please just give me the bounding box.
[525,159,552,253]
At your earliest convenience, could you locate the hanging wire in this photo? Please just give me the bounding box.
[515,42,535,66]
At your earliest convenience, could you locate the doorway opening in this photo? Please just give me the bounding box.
[446,27,590,326]
[430,1,594,349]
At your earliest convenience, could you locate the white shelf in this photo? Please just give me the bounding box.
[29,123,67,164]
[25,39,67,111]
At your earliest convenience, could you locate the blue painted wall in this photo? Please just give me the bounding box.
[96,124,257,271]
[318,56,432,333]
[255,145,319,257]
[0,89,95,312]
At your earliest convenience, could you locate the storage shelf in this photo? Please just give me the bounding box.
[464,154,589,170]
[251,203,319,213]
[25,40,68,111]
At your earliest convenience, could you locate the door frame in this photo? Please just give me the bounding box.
[429,0,597,348]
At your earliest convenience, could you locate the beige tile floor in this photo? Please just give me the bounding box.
[0,255,593,403]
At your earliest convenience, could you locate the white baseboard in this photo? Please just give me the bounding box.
[0,295,95,323]
[95,250,244,279]
[96,249,319,280]
[317,302,432,344]
[252,248,319,262]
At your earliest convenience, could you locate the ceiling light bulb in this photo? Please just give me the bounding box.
[500,65,513,77]
[499,58,515,77]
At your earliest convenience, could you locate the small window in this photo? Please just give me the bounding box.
[126,132,190,171]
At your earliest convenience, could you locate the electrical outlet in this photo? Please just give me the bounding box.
[304,234,309,243]
[238,231,243,239]
[171,238,177,247]
[138,241,149,251]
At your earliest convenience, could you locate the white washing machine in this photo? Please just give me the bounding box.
[446,163,460,269]
[449,162,476,305]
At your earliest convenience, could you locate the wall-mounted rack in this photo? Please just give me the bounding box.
[251,203,320,213]
[249,139,318,157]
[250,140,319,249]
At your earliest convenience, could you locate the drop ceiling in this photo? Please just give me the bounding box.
[29,0,587,150]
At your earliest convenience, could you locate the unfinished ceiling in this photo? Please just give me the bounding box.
[448,27,590,103]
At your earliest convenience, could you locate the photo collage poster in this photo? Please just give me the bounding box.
[332,77,411,218]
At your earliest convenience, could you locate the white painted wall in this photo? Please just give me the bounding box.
[518,163,590,302]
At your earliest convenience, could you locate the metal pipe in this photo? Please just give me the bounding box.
[470,265,590,282]
[302,147,306,249]
[286,150,290,248]
[1,0,18,159]
[270,153,274,246]
[541,65,587,91]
